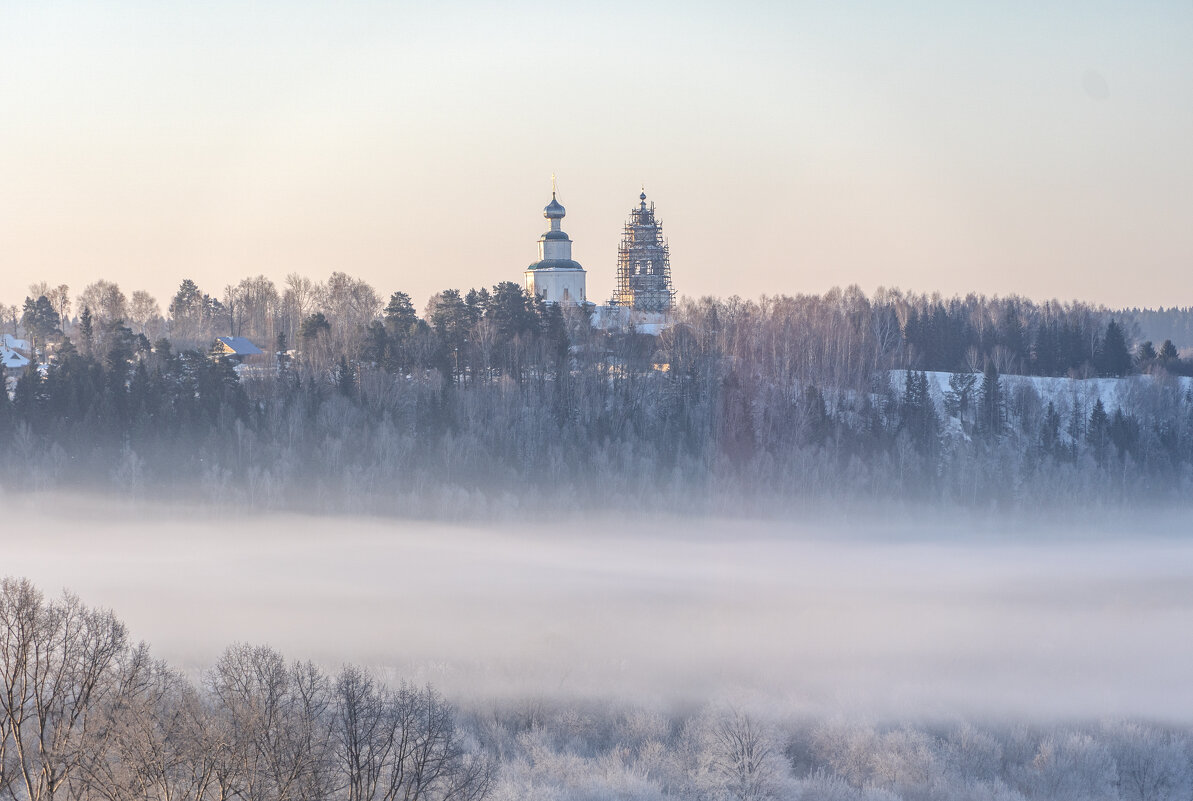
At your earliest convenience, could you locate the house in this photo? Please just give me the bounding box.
[2,334,31,352]
[212,336,264,361]
[1,347,30,370]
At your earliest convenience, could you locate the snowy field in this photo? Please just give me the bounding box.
[890,369,1193,415]
[4,499,1193,721]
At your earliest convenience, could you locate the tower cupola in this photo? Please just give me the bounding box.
[544,194,566,221]
[523,180,587,305]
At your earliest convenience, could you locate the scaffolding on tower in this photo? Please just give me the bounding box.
[610,193,675,313]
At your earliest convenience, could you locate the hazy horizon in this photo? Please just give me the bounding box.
[2,2,1191,312]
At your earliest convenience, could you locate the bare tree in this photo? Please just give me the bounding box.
[208,644,335,801]
[281,274,318,350]
[331,668,494,801]
[700,709,782,801]
[80,655,223,801]
[0,577,129,801]
[46,285,72,328]
[318,272,381,358]
[1106,721,1191,801]
[334,665,390,801]
[129,290,165,340]
[226,276,281,345]
[78,281,128,325]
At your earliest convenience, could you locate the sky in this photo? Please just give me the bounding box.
[1,1,1191,314]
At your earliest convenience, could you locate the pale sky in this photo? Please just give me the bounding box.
[2,1,1191,314]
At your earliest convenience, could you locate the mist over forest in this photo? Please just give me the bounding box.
[4,505,1193,801]
[6,276,1193,800]
[6,276,1193,514]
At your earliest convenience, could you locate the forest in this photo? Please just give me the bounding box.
[4,276,1193,513]
[2,575,1191,801]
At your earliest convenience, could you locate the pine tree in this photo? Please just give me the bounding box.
[20,295,61,350]
[299,312,331,342]
[383,291,419,334]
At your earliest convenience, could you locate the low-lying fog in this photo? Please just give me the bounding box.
[4,499,1193,721]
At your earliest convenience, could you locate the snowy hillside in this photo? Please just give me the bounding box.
[892,370,1193,416]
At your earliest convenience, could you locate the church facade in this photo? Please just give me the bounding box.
[522,185,676,334]
[523,192,587,305]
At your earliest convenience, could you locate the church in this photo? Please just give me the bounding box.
[522,190,587,305]
[522,184,675,325]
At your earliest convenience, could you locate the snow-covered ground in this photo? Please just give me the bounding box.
[892,369,1193,415]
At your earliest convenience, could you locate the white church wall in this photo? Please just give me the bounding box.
[526,269,586,305]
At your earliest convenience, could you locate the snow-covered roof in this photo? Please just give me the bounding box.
[2,334,31,352]
[215,336,264,356]
[1,347,30,370]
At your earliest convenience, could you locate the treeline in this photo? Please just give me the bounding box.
[490,700,1193,801]
[894,293,1190,378]
[5,279,1193,512]
[8,278,1193,382]
[1122,306,1193,353]
[4,577,1192,801]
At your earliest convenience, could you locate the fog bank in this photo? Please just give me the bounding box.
[4,499,1193,721]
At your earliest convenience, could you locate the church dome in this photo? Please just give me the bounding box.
[544,194,566,219]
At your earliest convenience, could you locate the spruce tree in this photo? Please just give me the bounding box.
[999,305,1026,372]
[978,362,1003,438]
[945,371,977,428]
[1096,320,1132,377]
[0,364,9,434]
[79,306,94,355]
[901,371,938,454]
[334,355,356,398]
[362,321,389,368]
[1039,401,1061,459]
[802,385,830,447]
[1136,340,1157,369]
[1087,398,1110,465]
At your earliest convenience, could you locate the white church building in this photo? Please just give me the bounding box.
[523,191,587,305]
[521,184,676,337]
